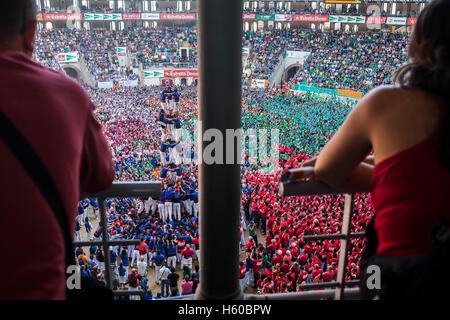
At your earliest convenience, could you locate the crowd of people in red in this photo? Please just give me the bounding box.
[239,148,373,294]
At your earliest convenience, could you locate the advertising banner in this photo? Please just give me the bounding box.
[407,18,417,25]
[386,17,407,25]
[326,0,361,3]
[337,89,363,99]
[117,47,128,67]
[84,13,104,20]
[123,13,141,20]
[84,13,122,20]
[242,48,250,56]
[256,14,275,21]
[243,14,257,20]
[44,13,82,20]
[57,52,79,63]
[98,81,113,89]
[104,14,122,20]
[293,15,329,22]
[144,70,165,78]
[285,51,310,60]
[275,14,292,22]
[164,70,198,78]
[367,16,387,24]
[122,80,139,87]
[250,79,268,88]
[329,15,366,23]
[160,13,196,20]
[141,13,160,20]
[37,13,43,21]
[117,47,127,57]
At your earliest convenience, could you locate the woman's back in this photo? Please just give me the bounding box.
[367,87,450,256]
[369,87,442,166]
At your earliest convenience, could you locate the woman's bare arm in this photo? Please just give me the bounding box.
[313,91,378,190]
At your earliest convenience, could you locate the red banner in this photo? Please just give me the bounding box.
[293,15,329,22]
[367,16,387,24]
[160,13,196,20]
[407,18,417,25]
[164,70,198,78]
[243,13,257,20]
[44,13,82,20]
[123,13,141,20]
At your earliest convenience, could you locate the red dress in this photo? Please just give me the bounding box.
[371,131,450,256]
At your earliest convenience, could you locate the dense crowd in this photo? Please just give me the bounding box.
[67,83,373,298]
[290,31,408,93]
[244,29,408,93]
[30,24,403,298]
[34,27,197,82]
[35,27,408,95]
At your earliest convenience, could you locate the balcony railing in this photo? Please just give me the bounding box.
[73,181,161,299]
[269,167,370,300]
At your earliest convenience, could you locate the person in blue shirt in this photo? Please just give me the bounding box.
[173,116,181,130]
[166,240,178,269]
[160,140,177,165]
[145,290,153,300]
[160,90,168,110]
[158,188,166,223]
[74,218,81,241]
[173,187,182,221]
[120,249,129,269]
[84,217,93,241]
[181,185,191,216]
[110,248,117,270]
[151,250,166,285]
[118,262,128,289]
[166,86,174,112]
[190,190,199,218]
[173,88,180,112]
[164,186,174,222]
[160,166,168,179]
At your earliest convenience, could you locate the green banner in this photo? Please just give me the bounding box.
[256,14,275,21]
[329,15,366,23]
[144,70,164,78]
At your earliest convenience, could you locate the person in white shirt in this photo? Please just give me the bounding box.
[158,263,171,297]
[137,256,148,278]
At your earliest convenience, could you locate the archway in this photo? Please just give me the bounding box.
[62,67,80,81]
[284,65,300,83]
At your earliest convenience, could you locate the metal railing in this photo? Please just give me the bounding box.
[73,181,161,299]
[270,167,371,300]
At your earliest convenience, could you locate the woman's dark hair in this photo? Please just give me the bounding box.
[394,0,450,169]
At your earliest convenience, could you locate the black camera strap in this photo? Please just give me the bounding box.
[0,110,75,270]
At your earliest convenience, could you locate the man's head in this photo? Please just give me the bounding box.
[0,1,37,56]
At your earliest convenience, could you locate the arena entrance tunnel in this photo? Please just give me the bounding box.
[62,66,80,81]
[284,65,300,83]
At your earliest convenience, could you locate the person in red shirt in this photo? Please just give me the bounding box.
[137,239,149,263]
[245,236,255,252]
[297,267,309,287]
[0,1,114,300]
[298,251,308,266]
[323,266,335,282]
[272,250,284,265]
[239,262,247,291]
[180,244,195,269]
[311,264,323,280]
